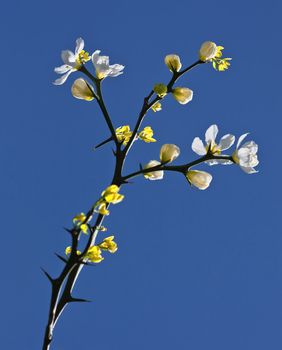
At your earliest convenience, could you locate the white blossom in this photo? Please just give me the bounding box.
[191,124,234,165]
[54,38,90,85]
[232,133,259,174]
[92,50,124,79]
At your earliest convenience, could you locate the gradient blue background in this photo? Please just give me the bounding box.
[1,0,281,349]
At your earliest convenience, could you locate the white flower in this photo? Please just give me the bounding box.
[71,78,95,101]
[232,133,259,174]
[143,160,164,180]
[191,124,235,165]
[186,170,212,190]
[172,87,193,105]
[54,38,91,85]
[199,41,217,61]
[92,50,124,79]
[160,144,180,163]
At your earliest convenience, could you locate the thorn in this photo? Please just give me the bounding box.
[112,148,117,156]
[41,267,54,283]
[139,163,143,171]
[69,296,91,303]
[63,227,73,235]
[94,136,113,149]
[54,253,68,263]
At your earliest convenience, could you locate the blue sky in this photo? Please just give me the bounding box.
[1,0,281,349]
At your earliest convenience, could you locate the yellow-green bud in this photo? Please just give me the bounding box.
[153,83,168,97]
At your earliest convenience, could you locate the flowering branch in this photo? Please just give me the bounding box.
[42,38,258,350]
[122,154,234,182]
[123,60,202,156]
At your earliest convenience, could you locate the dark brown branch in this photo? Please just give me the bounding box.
[122,155,234,182]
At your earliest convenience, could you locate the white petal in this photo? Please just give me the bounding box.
[205,124,218,144]
[97,55,109,67]
[240,166,258,174]
[237,133,249,149]
[215,159,233,165]
[61,50,76,65]
[206,158,233,166]
[75,37,84,55]
[108,64,125,77]
[54,64,71,74]
[92,50,101,65]
[241,141,258,154]
[191,137,207,155]
[218,134,235,151]
[53,70,73,85]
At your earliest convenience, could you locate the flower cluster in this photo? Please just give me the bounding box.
[65,236,118,264]
[138,126,156,143]
[187,125,259,189]
[115,125,156,145]
[54,38,124,85]
[95,185,124,216]
[143,125,258,189]
[72,212,89,234]
[116,125,133,145]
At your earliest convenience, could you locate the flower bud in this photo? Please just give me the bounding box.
[186,170,212,190]
[151,102,162,112]
[98,236,118,253]
[172,87,193,104]
[153,83,167,97]
[85,246,104,263]
[71,78,95,101]
[199,41,217,61]
[164,54,182,72]
[160,144,180,163]
[143,160,164,181]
